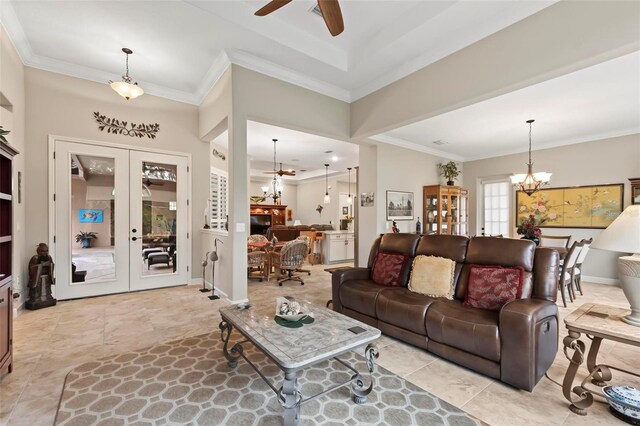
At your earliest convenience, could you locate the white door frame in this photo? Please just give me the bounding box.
[47,135,192,298]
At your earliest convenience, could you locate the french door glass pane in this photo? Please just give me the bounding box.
[141,162,178,276]
[70,155,116,283]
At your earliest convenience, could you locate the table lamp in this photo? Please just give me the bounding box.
[293,220,302,226]
[591,205,640,326]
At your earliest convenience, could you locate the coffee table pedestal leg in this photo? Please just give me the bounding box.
[219,321,239,368]
[280,371,301,426]
[352,344,379,404]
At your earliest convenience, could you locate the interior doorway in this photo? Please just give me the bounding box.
[50,138,190,300]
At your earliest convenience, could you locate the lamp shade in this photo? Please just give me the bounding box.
[110,81,144,100]
[591,205,640,253]
[293,220,302,226]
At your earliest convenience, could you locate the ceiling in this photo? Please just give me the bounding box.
[373,51,640,162]
[1,0,556,104]
[213,121,359,183]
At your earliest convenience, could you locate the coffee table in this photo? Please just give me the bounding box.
[218,298,381,426]
[562,303,640,416]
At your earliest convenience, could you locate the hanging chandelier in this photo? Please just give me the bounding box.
[109,48,144,100]
[262,139,285,204]
[347,167,352,204]
[324,164,331,204]
[510,119,551,196]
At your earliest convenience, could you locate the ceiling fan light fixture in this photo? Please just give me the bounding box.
[109,48,144,100]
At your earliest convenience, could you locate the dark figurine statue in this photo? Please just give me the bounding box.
[26,243,57,310]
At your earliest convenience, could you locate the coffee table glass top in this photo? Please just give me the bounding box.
[219,299,381,370]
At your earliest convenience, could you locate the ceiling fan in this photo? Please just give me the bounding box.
[255,0,344,37]
[263,139,296,177]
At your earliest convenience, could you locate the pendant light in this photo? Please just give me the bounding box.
[347,167,352,204]
[510,119,552,196]
[323,164,331,204]
[109,48,144,100]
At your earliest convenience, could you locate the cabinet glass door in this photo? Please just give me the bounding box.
[425,195,438,234]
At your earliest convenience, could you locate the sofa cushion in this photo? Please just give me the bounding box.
[339,279,386,318]
[456,237,535,300]
[371,251,409,287]
[425,300,501,362]
[464,265,524,311]
[408,255,456,299]
[376,288,438,335]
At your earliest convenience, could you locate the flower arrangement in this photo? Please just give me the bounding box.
[516,214,545,239]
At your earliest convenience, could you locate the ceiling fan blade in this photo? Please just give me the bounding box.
[264,170,279,174]
[255,0,292,16]
[317,0,344,36]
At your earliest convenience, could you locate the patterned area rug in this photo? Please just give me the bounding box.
[55,332,479,425]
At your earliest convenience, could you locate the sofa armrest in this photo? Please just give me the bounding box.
[331,267,370,312]
[500,298,558,391]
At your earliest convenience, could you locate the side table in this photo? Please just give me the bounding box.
[562,303,640,416]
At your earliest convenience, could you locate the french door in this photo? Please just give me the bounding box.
[53,141,189,300]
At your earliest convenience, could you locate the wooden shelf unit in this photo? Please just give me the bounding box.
[0,140,18,375]
[422,185,469,236]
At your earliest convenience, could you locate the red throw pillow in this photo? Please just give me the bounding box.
[371,251,409,287]
[463,265,524,311]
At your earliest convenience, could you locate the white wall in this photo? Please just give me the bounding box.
[295,177,343,227]
[357,142,458,265]
[464,133,640,283]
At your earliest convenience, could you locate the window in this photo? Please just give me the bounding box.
[482,180,510,237]
[210,167,228,230]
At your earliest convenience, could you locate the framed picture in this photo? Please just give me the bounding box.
[386,190,414,221]
[361,192,374,207]
[515,183,623,229]
[79,209,103,223]
[342,206,349,215]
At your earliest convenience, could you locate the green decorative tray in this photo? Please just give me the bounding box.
[273,315,315,328]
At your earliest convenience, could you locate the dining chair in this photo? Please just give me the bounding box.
[248,250,268,282]
[294,235,312,276]
[248,234,269,243]
[540,235,572,248]
[270,240,309,286]
[558,240,583,307]
[572,238,593,296]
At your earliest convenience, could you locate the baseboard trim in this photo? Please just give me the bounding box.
[203,279,237,301]
[583,275,619,286]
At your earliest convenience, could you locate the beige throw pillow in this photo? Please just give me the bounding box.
[408,255,456,299]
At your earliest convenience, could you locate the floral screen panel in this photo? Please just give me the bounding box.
[516,184,623,229]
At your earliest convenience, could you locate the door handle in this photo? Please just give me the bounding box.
[131,237,138,241]
[132,229,137,233]
[0,298,4,303]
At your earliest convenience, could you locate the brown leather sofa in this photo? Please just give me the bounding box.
[331,233,560,391]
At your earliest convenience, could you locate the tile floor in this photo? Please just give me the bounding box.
[1,263,638,425]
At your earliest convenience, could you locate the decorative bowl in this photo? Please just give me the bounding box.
[603,386,640,420]
[275,297,310,322]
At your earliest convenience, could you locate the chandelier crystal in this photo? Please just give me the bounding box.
[109,48,144,100]
[510,119,551,196]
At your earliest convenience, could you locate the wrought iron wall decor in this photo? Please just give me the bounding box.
[212,148,226,160]
[93,112,159,139]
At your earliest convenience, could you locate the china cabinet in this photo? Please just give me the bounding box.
[422,185,469,236]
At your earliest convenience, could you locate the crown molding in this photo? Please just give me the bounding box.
[462,127,640,162]
[0,1,32,65]
[226,49,351,103]
[369,134,465,162]
[193,51,232,105]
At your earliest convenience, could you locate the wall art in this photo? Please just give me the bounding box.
[516,184,623,229]
[93,112,159,139]
[386,190,414,221]
[79,209,104,223]
[361,192,374,207]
